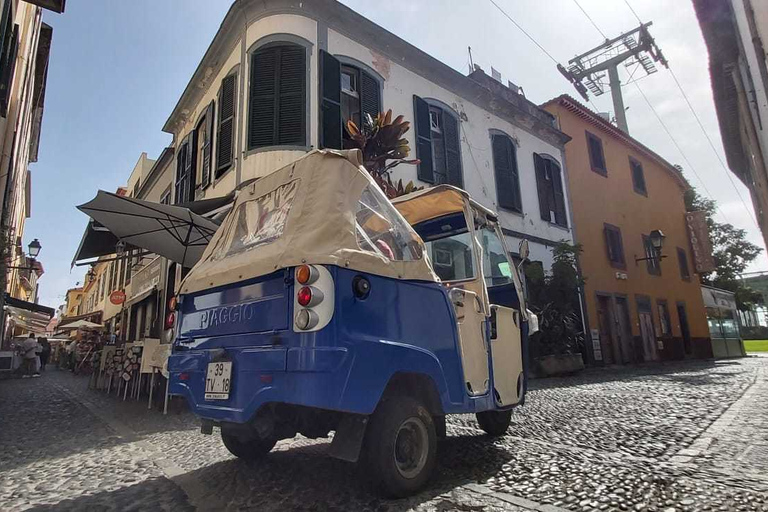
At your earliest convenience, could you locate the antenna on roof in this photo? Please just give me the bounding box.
[468,46,475,75]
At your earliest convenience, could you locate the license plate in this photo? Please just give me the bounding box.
[205,361,232,400]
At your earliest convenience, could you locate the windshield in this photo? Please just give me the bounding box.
[480,225,514,288]
[424,231,476,281]
[355,184,423,261]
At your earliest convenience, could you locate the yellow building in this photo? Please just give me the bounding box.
[542,95,712,364]
[64,287,83,318]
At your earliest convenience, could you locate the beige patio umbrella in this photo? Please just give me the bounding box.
[57,319,104,331]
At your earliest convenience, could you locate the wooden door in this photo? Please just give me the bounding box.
[638,312,657,361]
[596,296,618,365]
[615,297,634,364]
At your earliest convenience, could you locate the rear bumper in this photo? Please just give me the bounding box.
[168,346,351,423]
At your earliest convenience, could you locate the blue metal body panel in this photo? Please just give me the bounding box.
[168,266,528,424]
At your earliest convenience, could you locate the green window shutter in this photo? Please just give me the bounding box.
[550,161,567,227]
[534,153,549,222]
[201,101,215,187]
[443,112,463,187]
[413,95,434,183]
[319,49,341,150]
[249,44,306,149]
[493,135,521,212]
[360,69,380,123]
[216,74,236,176]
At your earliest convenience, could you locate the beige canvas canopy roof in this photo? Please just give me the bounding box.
[181,150,438,295]
[392,185,497,226]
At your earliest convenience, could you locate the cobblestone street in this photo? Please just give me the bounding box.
[1,357,767,511]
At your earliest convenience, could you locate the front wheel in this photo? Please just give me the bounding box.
[476,410,512,436]
[221,431,277,460]
[363,397,437,498]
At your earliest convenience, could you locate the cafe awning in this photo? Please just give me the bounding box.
[3,294,55,333]
[76,191,226,268]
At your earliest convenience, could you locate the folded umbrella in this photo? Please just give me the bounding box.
[77,191,222,268]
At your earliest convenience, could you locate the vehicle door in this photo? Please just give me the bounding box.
[476,215,526,407]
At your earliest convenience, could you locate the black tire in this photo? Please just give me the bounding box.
[221,431,277,460]
[476,410,512,436]
[364,397,437,498]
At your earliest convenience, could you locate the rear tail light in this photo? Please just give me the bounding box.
[296,264,319,285]
[294,265,333,332]
[297,286,323,307]
[165,311,176,329]
[168,295,177,312]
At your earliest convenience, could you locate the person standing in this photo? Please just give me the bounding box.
[39,337,51,372]
[19,334,39,378]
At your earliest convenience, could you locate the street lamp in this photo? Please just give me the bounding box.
[28,239,41,258]
[86,268,96,283]
[115,240,126,257]
[635,229,667,264]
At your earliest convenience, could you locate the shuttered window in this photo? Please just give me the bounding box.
[216,74,236,177]
[534,153,568,227]
[319,51,382,150]
[492,134,522,212]
[174,134,195,205]
[629,156,647,196]
[0,0,17,118]
[197,101,215,188]
[677,247,691,280]
[413,95,462,187]
[603,223,625,268]
[248,44,306,150]
[586,130,607,175]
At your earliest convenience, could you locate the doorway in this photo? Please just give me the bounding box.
[636,296,657,362]
[677,302,692,356]
[614,297,634,364]
[596,295,620,364]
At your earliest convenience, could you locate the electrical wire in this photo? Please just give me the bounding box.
[623,0,643,24]
[487,0,559,65]
[571,0,607,39]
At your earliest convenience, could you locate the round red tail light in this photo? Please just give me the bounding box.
[165,311,176,329]
[297,286,313,307]
[168,295,177,312]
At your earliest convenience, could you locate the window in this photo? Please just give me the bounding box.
[248,43,306,150]
[133,180,140,198]
[677,247,691,280]
[534,153,567,227]
[657,301,671,336]
[642,234,661,275]
[424,231,475,282]
[216,74,236,177]
[196,101,215,188]
[0,0,17,117]
[211,180,299,261]
[160,186,171,205]
[413,95,463,187]
[586,130,607,175]
[174,135,195,204]
[491,134,522,212]
[604,223,625,268]
[629,157,647,196]
[480,225,513,288]
[355,184,422,261]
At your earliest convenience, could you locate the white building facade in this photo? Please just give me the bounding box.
[164,0,575,270]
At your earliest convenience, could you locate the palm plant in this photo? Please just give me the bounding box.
[345,110,422,198]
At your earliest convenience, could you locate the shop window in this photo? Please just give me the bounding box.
[603,223,625,268]
[413,96,463,187]
[534,153,567,227]
[629,156,647,196]
[491,133,522,213]
[248,43,307,150]
[586,130,606,175]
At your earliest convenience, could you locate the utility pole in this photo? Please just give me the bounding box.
[558,22,668,133]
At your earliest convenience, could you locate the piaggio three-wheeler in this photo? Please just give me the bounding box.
[168,149,533,497]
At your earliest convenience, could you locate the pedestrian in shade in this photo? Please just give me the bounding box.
[39,337,51,372]
[19,333,40,378]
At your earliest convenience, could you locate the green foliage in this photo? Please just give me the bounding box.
[684,187,763,311]
[345,110,422,198]
[525,241,585,358]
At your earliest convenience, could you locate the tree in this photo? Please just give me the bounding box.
[684,187,763,311]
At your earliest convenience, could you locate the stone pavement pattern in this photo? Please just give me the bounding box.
[1,357,767,511]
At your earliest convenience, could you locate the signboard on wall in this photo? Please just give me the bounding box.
[109,290,126,305]
[685,211,716,273]
[130,256,163,299]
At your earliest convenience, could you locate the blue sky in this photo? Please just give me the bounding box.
[29,0,764,308]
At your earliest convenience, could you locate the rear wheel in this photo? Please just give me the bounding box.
[476,410,512,436]
[364,397,437,498]
[221,431,277,460]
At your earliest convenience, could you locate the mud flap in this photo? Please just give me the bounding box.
[328,414,369,462]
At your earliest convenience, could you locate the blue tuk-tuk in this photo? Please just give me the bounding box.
[168,150,532,497]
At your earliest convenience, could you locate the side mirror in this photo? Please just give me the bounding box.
[518,239,530,262]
